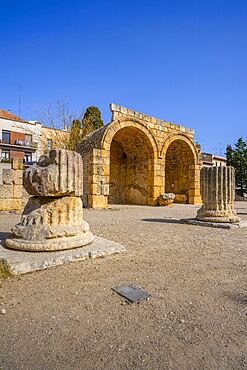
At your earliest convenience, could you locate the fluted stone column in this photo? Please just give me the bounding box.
[6,149,94,251]
[196,166,240,223]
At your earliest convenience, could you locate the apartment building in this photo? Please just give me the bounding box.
[201,152,227,167]
[0,109,42,164]
[0,109,69,164]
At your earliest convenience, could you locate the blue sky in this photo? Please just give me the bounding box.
[0,0,247,154]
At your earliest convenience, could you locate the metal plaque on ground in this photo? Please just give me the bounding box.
[112,284,151,304]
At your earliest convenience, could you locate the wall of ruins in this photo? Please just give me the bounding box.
[109,127,154,205]
[77,104,202,208]
[0,158,24,212]
[165,139,196,203]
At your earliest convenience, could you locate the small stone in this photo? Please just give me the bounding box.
[158,193,175,206]
[1,308,6,314]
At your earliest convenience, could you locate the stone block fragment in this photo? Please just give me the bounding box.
[0,199,22,211]
[175,194,187,203]
[12,158,23,170]
[13,185,23,199]
[0,185,13,199]
[158,193,175,206]
[2,169,13,185]
[13,170,23,185]
[24,149,83,196]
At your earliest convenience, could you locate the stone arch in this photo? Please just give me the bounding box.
[161,133,199,163]
[162,134,200,204]
[100,118,159,158]
[107,124,156,205]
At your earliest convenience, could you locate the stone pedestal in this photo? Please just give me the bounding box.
[196,166,240,223]
[6,149,94,251]
[6,196,93,251]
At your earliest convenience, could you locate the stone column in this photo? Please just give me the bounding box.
[6,149,94,251]
[196,166,240,223]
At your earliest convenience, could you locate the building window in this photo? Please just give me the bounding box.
[25,134,32,146]
[1,150,10,160]
[2,130,10,144]
[24,153,32,164]
[47,139,53,151]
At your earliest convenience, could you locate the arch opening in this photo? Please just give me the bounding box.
[109,127,154,205]
[165,139,195,204]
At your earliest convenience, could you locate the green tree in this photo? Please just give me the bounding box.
[81,106,103,138]
[226,138,247,195]
[234,138,247,195]
[66,119,81,151]
[226,144,234,166]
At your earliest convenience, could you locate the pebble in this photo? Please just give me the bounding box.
[1,308,6,314]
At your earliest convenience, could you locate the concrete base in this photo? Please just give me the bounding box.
[0,236,126,276]
[181,218,247,230]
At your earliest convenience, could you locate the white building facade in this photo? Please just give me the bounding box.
[0,110,43,163]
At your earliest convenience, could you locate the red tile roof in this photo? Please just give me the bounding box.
[0,109,27,123]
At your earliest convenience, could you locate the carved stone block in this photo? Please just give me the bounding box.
[24,149,83,197]
[6,197,93,251]
[6,149,94,252]
[196,166,240,223]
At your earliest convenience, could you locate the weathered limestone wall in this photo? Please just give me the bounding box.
[0,159,23,212]
[165,140,196,203]
[110,104,195,140]
[77,103,201,208]
[109,127,153,205]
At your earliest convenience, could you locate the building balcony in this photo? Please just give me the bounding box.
[0,139,38,152]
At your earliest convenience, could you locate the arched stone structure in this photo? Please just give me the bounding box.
[77,103,201,208]
[109,126,155,205]
[162,134,201,204]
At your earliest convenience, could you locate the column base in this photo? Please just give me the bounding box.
[196,208,240,223]
[5,196,94,251]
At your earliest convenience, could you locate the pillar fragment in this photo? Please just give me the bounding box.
[6,149,94,251]
[196,166,240,223]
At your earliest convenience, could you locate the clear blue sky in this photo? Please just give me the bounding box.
[1,0,247,155]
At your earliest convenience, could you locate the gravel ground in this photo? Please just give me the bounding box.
[0,202,246,370]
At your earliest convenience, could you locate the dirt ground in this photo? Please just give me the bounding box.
[0,202,246,370]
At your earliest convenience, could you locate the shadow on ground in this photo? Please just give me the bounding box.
[224,292,247,305]
[0,232,11,241]
[142,218,183,224]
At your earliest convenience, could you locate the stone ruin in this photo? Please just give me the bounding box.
[158,193,175,206]
[5,149,94,251]
[196,166,240,223]
[77,103,201,208]
[0,158,23,212]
